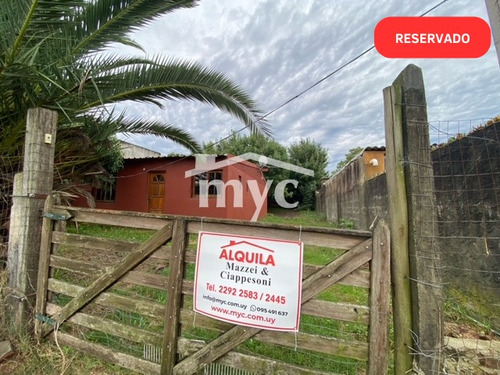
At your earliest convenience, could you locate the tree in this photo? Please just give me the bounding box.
[334,147,364,174]
[288,138,329,209]
[0,0,268,241]
[203,132,290,205]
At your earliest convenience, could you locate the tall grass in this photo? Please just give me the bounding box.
[0,269,137,374]
[1,211,367,374]
[262,207,356,229]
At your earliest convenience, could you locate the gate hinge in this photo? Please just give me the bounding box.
[35,313,57,326]
[44,209,72,221]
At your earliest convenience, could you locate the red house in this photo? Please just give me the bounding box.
[75,144,268,221]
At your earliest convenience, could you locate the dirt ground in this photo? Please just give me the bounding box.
[443,322,500,374]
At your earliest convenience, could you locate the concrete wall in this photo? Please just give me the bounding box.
[316,149,387,230]
[431,122,500,285]
[317,122,500,287]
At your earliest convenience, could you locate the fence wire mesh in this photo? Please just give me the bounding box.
[425,119,500,374]
[47,222,371,375]
[0,153,22,265]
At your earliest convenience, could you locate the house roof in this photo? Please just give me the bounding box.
[120,141,162,159]
[364,146,386,152]
[121,154,268,179]
[185,152,314,178]
[117,141,308,179]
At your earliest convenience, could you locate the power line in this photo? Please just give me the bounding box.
[118,0,452,178]
[420,0,449,17]
[253,46,376,125]
[250,0,450,129]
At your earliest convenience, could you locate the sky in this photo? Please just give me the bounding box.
[115,0,500,171]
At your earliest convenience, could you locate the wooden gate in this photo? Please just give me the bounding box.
[35,196,390,375]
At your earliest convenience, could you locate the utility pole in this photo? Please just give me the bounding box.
[486,0,500,68]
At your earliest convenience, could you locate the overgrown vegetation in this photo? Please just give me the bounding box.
[444,286,500,337]
[0,270,136,374]
[0,0,268,246]
[1,210,497,374]
[204,133,329,210]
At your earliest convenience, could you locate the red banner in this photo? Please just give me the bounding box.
[375,17,491,58]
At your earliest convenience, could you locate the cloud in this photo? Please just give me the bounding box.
[114,0,500,171]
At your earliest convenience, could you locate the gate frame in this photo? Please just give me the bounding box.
[35,202,390,375]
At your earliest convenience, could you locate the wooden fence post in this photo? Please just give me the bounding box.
[367,220,391,375]
[398,64,443,373]
[161,218,188,375]
[384,82,413,374]
[385,64,443,373]
[7,108,57,330]
[34,196,55,340]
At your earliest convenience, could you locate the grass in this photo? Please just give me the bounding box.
[240,338,363,375]
[0,270,136,375]
[262,207,356,229]
[67,223,155,242]
[443,285,500,336]
[0,339,137,375]
[0,210,368,374]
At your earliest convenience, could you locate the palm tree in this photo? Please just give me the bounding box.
[0,0,268,242]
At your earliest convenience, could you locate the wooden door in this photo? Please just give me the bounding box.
[148,172,165,213]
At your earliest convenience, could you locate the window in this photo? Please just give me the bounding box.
[152,174,165,183]
[192,171,222,196]
[94,178,116,202]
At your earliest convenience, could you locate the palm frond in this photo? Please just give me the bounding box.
[116,117,201,152]
[1,0,270,237]
[72,0,198,55]
[76,109,200,152]
[1,1,86,63]
[77,56,270,136]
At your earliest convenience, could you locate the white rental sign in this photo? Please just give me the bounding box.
[193,231,303,331]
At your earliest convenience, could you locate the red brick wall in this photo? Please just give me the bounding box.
[73,156,267,221]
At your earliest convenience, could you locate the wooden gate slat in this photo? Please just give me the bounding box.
[161,219,188,374]
[51,331,161,374]
[367,221,391,375]
[173,325,260,375]
[173,237,373,375]
[36,207,386,374]
[46,302,164,347]
[301,238,373,302]
[254,330,368,361]
[40,223,173,337]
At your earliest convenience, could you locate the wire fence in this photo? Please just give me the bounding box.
[425,119,499,373]
[43,220,373,375]
[0,153,22,266]
[4,108,498,374]
[313,115,500,373]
